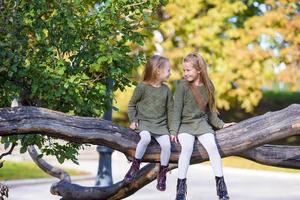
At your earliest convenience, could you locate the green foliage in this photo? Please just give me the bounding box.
[0,0,167,163]
[221,90,300,122]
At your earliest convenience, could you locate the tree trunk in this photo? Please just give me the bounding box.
[0,104,300,163]
[1,104,300,199]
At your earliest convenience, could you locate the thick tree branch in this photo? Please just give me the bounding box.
[0,143,17,160]
[0,183,8,200]
[238,144,300,169]
[50,163,177,200]
[0,104,300,164]
[27,145,71,182]
[1,105,300,199]
[49,143,300,200]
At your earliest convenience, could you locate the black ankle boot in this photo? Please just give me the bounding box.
[215,176,230,200]
[124,158,141,182]
[156,165,168,191]
[175,178,187,200]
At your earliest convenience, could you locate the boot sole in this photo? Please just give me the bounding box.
[219,197,229,200]
[156,185,166,191]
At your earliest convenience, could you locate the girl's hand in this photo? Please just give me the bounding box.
[223,122,237,128]
[129,122,138,130]
[170,135,178,143]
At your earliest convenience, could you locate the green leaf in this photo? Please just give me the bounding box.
[4,142,10,150]
[20,146,27,154]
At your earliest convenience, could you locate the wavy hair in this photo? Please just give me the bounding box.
[142,55,169,82]
[183,52,219,114]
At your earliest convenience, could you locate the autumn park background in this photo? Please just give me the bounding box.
[0,0,300,199]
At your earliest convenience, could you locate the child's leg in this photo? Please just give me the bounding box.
[197,133,223,177]
[177,133,195,179]
[197,133,229,199]
[154,135,171,166]
[124,130,151,182]
[135,130,152,159]
[154,134,171,191]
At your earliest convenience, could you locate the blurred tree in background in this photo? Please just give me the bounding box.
[0,0,167,163]
[147,0,300,112]
[114,0,300,136]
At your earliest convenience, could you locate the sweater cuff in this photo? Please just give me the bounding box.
[130,118,138,123]
[217,121,225,129]
[169,130,177,136]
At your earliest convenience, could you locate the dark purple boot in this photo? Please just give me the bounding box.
[124,158,141,182]
[216,176,230,200]
[175,178,187,200]
[156,165,168,191]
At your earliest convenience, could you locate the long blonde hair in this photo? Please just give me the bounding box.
[183,52,219,114]
[142,55,169,82]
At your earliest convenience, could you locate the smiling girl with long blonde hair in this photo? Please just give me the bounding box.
[171,52,236,200]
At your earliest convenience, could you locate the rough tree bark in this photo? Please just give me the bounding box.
[238,144,300,169]
[51,164,177,200]
[27,145,71,182]
[0,143,15,200]
[0,104,300,199]
[0,161,8,200]
[0,183,8,200]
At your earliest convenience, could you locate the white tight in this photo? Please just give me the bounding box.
[135,130,171,166]
[178,133,223,179]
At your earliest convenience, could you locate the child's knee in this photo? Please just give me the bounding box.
[139,131,151,144]
[160,141,171,151]
[140,136,151,145]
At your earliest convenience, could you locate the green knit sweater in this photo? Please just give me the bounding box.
[171,80,225,136]
[127,82,173,135]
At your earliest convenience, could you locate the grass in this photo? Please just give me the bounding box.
[204,156,300,174]
[0,161,89,180]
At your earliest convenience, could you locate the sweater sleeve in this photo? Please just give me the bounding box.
[207,110,225,129]
[166,86,174,135]
[127,83,144,123]
[170,81,184,135]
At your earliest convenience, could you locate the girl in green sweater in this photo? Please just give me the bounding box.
[124,55,173,191]
[170,53,236,200]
